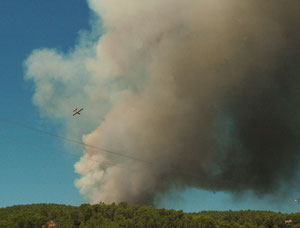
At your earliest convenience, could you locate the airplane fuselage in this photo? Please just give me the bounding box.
[73,108,83,116]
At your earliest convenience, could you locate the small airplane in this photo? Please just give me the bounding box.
[73,108,83,116]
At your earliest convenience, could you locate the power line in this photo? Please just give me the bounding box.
[0,117,232,189]
[0,118,204,179]
[0,118,151,165]
[0,132,136,172]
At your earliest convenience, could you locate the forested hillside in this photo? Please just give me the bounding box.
[0,202,299,227]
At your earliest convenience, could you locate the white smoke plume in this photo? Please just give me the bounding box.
[25,0,300,204]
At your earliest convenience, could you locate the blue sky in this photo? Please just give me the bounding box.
[0,0,299,213]
[0,0,91,207]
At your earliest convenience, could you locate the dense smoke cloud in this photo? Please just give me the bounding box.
[25,0,300,204]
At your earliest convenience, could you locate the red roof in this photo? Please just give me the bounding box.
[47,221,56,227]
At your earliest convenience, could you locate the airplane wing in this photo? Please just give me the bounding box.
[72,108,83,116]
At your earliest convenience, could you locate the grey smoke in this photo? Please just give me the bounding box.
[25,0,300,205]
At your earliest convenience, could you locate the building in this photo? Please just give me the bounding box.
[285,219,292,225]
[42,221,56,228]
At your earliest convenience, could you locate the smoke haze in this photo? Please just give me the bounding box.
[25,0,300,205]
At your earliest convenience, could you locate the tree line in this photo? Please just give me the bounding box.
[0,202,299,227]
